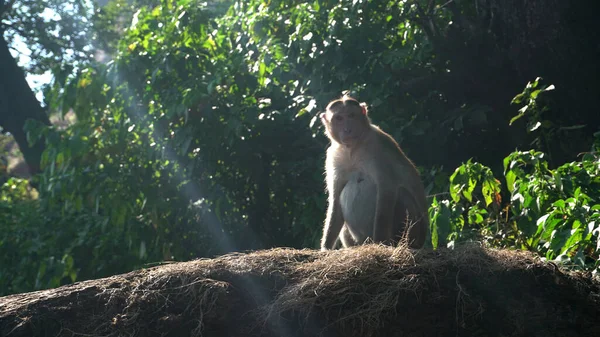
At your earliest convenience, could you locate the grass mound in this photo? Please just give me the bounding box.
[1,244,599,337]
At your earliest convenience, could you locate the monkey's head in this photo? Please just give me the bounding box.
[320,96,371,147]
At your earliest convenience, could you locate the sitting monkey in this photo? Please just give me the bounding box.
[319,96,428,250]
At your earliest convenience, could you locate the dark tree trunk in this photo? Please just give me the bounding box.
[0,33,51,176]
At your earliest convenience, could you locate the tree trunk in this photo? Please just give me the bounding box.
[0,33,51,176]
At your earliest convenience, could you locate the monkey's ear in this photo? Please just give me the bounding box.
[320,112,329,123]
[360,102,368,115]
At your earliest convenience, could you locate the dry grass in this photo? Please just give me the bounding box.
[1,244,599,337]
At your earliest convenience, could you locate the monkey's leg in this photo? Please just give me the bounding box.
[339,225,358,247]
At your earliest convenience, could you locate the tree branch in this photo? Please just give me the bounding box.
[409,0,440,46]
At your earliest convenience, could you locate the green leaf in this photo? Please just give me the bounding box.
[462,177,476,202]
[553,171,563,192]
[429,198,439,249]
[549,226,571,254]
[431,199,451,249]
[561,228,583,254]
[509,112,525,125]
[528,121,541,132]
[481,178,499,206]
[468,207,484,225]
[259,62,266,77]
[503,156,512,173]
[511,93,525,104]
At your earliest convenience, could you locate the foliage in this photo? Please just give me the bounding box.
[0,0,94,90]
[0,177,145,296]
[2,0,600,297]
[429,160,501,249]
[428,80,600,274]
[509,78,561,163]
[0,179,65,295]
[430,146,600,273]
[19,0,328,289]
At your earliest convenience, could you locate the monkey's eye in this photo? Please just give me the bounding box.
[334,115,343,121]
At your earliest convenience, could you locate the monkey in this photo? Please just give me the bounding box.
[319,95,428,251]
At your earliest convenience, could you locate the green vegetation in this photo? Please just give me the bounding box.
[1,0,599,296]
[431,149,600,266]
[430,81,600,271]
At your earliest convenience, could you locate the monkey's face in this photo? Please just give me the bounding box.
[321,103,370,147]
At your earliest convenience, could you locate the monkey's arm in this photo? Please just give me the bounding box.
[321,205,344,250]
[321,177,346,251]
[372,186,397,243]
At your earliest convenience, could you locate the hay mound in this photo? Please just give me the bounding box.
[1,244,599,337]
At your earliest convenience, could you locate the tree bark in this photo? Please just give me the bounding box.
[0,33,51,176]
